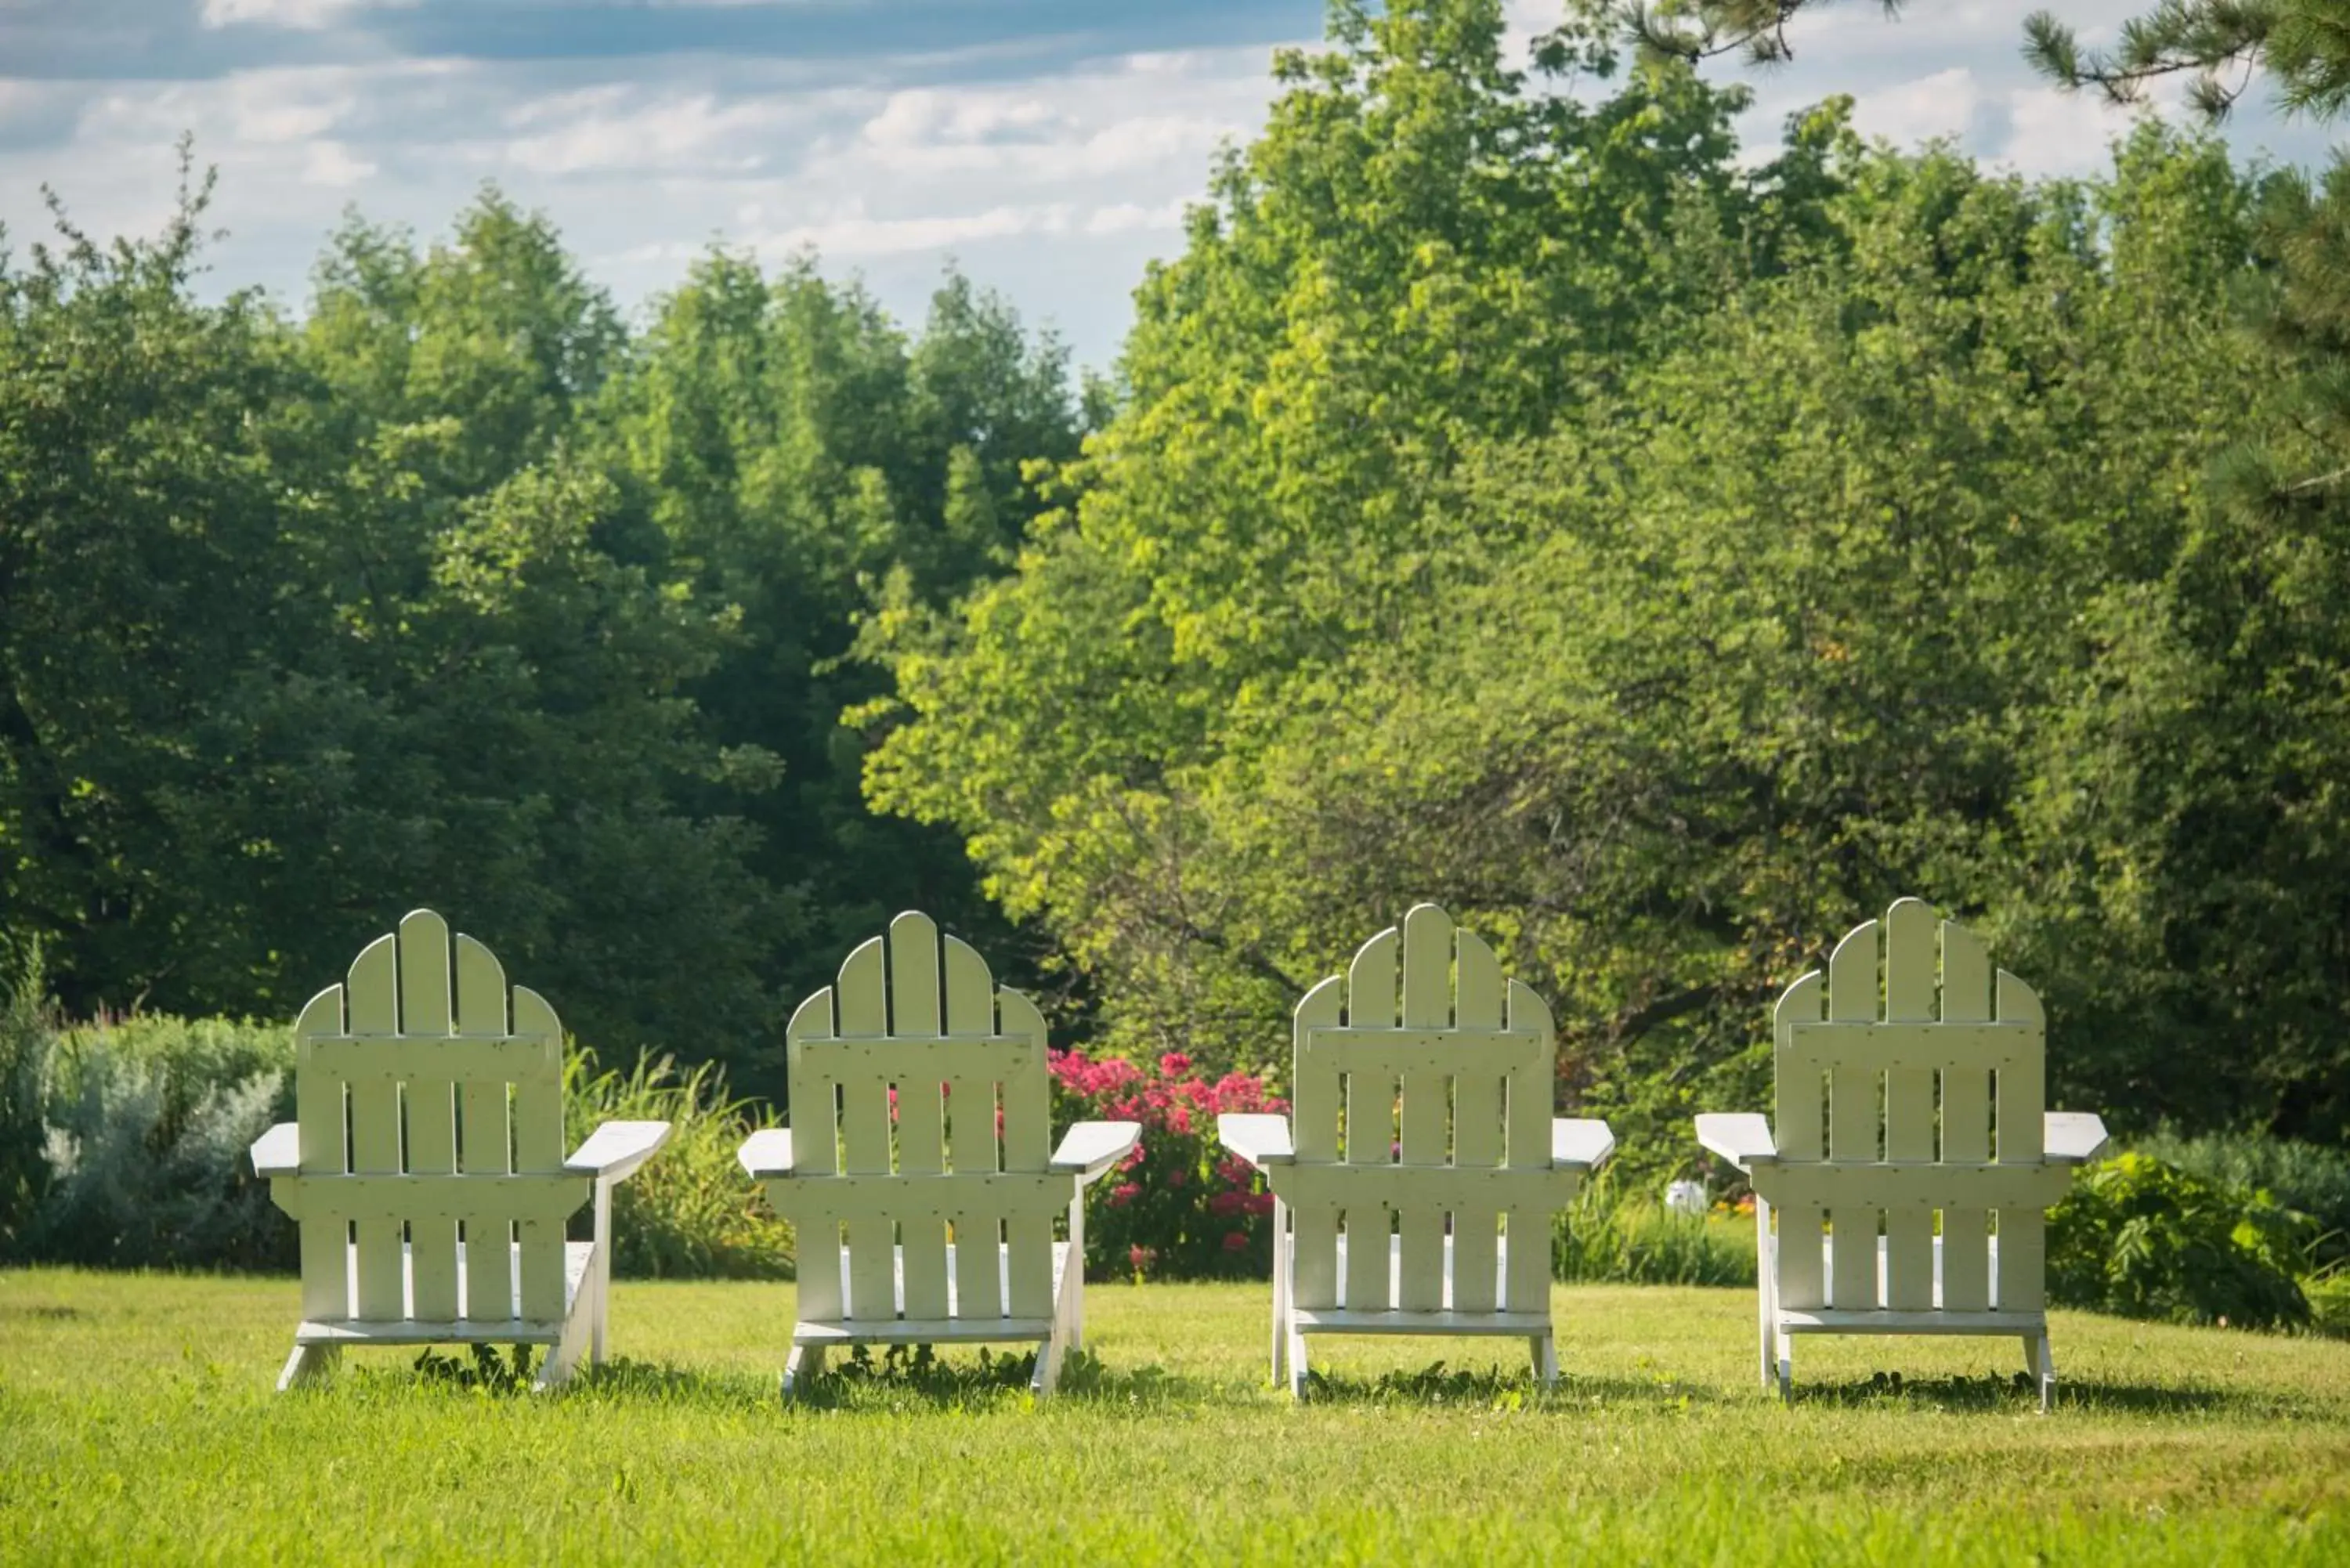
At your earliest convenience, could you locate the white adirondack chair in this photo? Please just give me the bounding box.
[1695,898,2109,1411]
[737,912,1140,1398]
[249,910,671,1393]
[1218,904,1614,1397]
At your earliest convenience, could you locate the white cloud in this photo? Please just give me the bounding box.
[302,140,376,187]
[199,0,405,31]
[1085,198,1187,235]
[752,201,1076,258]
[2000,84,2155,176]
[862,89,1064,150]
[501,92,810,176]
[1849,67,1982,149]
[9,1,2337,377]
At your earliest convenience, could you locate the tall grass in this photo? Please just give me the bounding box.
[566,1053,794,1280]
[0,942,58,1251]
[0,977,793,1278]
[1552,1176,1756,1287]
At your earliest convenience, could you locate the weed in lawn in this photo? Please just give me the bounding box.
[411,1343,537,1393]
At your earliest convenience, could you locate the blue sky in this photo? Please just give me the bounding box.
[2,1,2337,372]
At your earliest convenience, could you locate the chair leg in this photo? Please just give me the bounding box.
[1756,1198,1776,1390]
[1032,1326,1069,1398]
[1270,1201,1290,1388]
[277,1342,338,1393]
[782,1342,826,1399]
[2026,1331,2055,1414]
[591,1181,613,1367]
[1065,1195,1086,1352]
[1775,1330,1794,1405]
[1529,1331,1557,1389]
[1286,1329,1311,1401]
[533,1306,593,1394]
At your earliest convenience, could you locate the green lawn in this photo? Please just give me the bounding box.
[2,1270,2345,1564]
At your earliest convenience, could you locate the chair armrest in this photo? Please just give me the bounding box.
[1217,1113,1295,1169]
[2044,1111,2110,1165]
[1552,1118,1615,1171]
[251,1121,301,1178]
[1694,1112,1777,1173]
[564,1120,671,1183]
[1051,1120,1141,1183]
[738,1128,794,1180]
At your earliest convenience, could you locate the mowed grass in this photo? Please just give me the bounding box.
[2,1270,2346,1565]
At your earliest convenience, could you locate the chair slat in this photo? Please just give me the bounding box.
[345,934,405,1321]
[1998,1211,2047,1312]
[510,986,567,1324]
[785,987,844,1323]
[943,938,1003,1320]
[292,987,349,1322]
[1289,977,1346,1313]
[1939,919,1994,1311]
[889,913,952,1322]
[1994,969,2048,1314]
[1770,970,1827,1310]
[1995,970,2046,1162]
[396,912,461,1322]
[453,933,513,1318]
[1449,930,1506,1314]
[1394,907,1451,1310]
[835,938,895,1321]
[1827,919,1881,1312]
[997,988,1055,1321]
[1501,978,1555,1314]
[1343,927,1398,1314]
[1881,899,1936,1310]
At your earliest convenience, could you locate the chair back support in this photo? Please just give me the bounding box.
[783,911,1056,1325]
[1768,897,2052,1313]
[1282,904,1560,1316]
[286,909,577,1328]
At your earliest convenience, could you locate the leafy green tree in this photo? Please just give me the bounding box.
[0,168,783,1071]
[865,0,1875,1061]
[599,252,1081,1017]
[866,0,2307,1167]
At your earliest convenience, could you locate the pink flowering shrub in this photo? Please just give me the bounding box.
[1051,1049,1285,1281]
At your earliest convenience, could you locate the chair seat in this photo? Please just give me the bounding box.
[796,1241,1071,1342]
[295,1239,594,1345]
[1283,1231,1531,1323]
[1770,1234,2036,1323]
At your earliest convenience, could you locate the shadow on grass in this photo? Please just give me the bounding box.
[776,1343,1232,1411]
[1293,1360,1728,1410]
[1783,1368,2287,1415]
[324,1342,1220,1411]
[0,1303,81,1321]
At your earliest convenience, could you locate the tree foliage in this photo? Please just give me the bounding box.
[3,1,2343,1169]
[866,0,2339,1162]
[0,152,1077,1092]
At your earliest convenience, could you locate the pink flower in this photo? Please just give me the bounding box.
[1209,1190,1246,1216]
[1222,1231,1251,1252]
[1109,1183,1141,1209]
[1160,1052,1192,1077]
